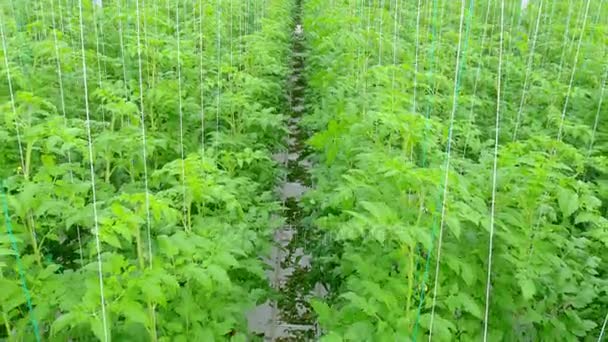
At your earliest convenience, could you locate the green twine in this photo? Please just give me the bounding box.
[412,0,475,339]
[1,181,41,342]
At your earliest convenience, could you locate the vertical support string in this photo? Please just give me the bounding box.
[599,311,608,342]
[378,0,385,65]
[411,0,441,333]
[390,0,399,112]
[512,0,543,141]
[482,0,504,339]
[427,1,471,339]
[117,0,130,100]
[50,0,85,267]
[0,20,26,175]
[587,63,607,157]
[92,0,106,122]
[412,0,422,114]
[463,0,493,156]
[556,0,591,143]
[76,0,109,339]
[199,0,206,156]
[216,0,222,144]
[555,0,575,83]
[134,0,158,338]
[176,0,189,231]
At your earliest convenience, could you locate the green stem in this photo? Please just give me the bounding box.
[24,142,33,181]
[148,303,158,342]
[105,157,112,183]
[27,213,41,267]
[135,226,145,270]
[406,245,415,324]
[2,311,10,337]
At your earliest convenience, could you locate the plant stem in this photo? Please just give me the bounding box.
[27,213,41,267]
[24,142,33,181]
[2,311,10,337]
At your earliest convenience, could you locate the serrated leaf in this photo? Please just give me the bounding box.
[310,299,332,324]
[51,312,77,335]
[558,189,579,218]
[574,212,598,225]
[518,277,536,300]
[122,301,148,326]
[90,316,109,342]
[446,215,461,239]
[207,264,231,287]
[458,293,482,319]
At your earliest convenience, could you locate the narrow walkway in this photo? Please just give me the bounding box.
[248,1,318,340]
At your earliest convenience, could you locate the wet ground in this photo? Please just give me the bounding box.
[247,2,321,340]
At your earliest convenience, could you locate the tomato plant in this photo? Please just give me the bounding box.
[302,0,607,340]
[1,0,295,340]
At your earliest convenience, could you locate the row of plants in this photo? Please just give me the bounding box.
[1,0,294,340]
[301,0,606,340]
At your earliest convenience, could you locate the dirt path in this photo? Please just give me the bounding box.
[248,1,319,340]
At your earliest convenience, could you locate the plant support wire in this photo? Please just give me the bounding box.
[76,0,109,339]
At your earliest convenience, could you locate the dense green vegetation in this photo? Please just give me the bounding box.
[302,0,607,340]
[1,0,294,340]
[1,0,607,341]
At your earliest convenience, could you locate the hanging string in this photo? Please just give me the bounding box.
[482,0,504,339]
[378,0,384,65]
[411,0,422,114]
[0,20,26,175]
[199,0,206,156]
[92,0,106,123]
[512,0,543,141]
[599,311,608,342]
[60,0,79,77]
[142,0,152,85]
[229,0,235,132]
[117,0,130,100]
[238,0,243,66]
[390,0,399,112]
[134,0,157,338]
[555,0,575,83]
[593,0,604,24]
[76,0,109,339]
[411,0,441,333]
[49,0,85,267]
[216,0,222,144]
[134,0,154,269]
[362,0,372,115]
[1,183,41,342]
[353,0,364,91]
[427,0,472,339]
[587,63,607,158]
[556,0,591,143]
[176,0,189,231]
[462,0,493,156]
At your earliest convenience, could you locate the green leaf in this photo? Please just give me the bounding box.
[574,212,598,225]
[122,301,148,326]
[310,299,332,324]
[51,312,77,335]
[458,293,482,319]
[518,277,536,300]
[90,316,109,342]
[321,332,343,342]
[0,247,15,256]
[446,215,462,239]
[207,264,231,287]
[558,189,579,218]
